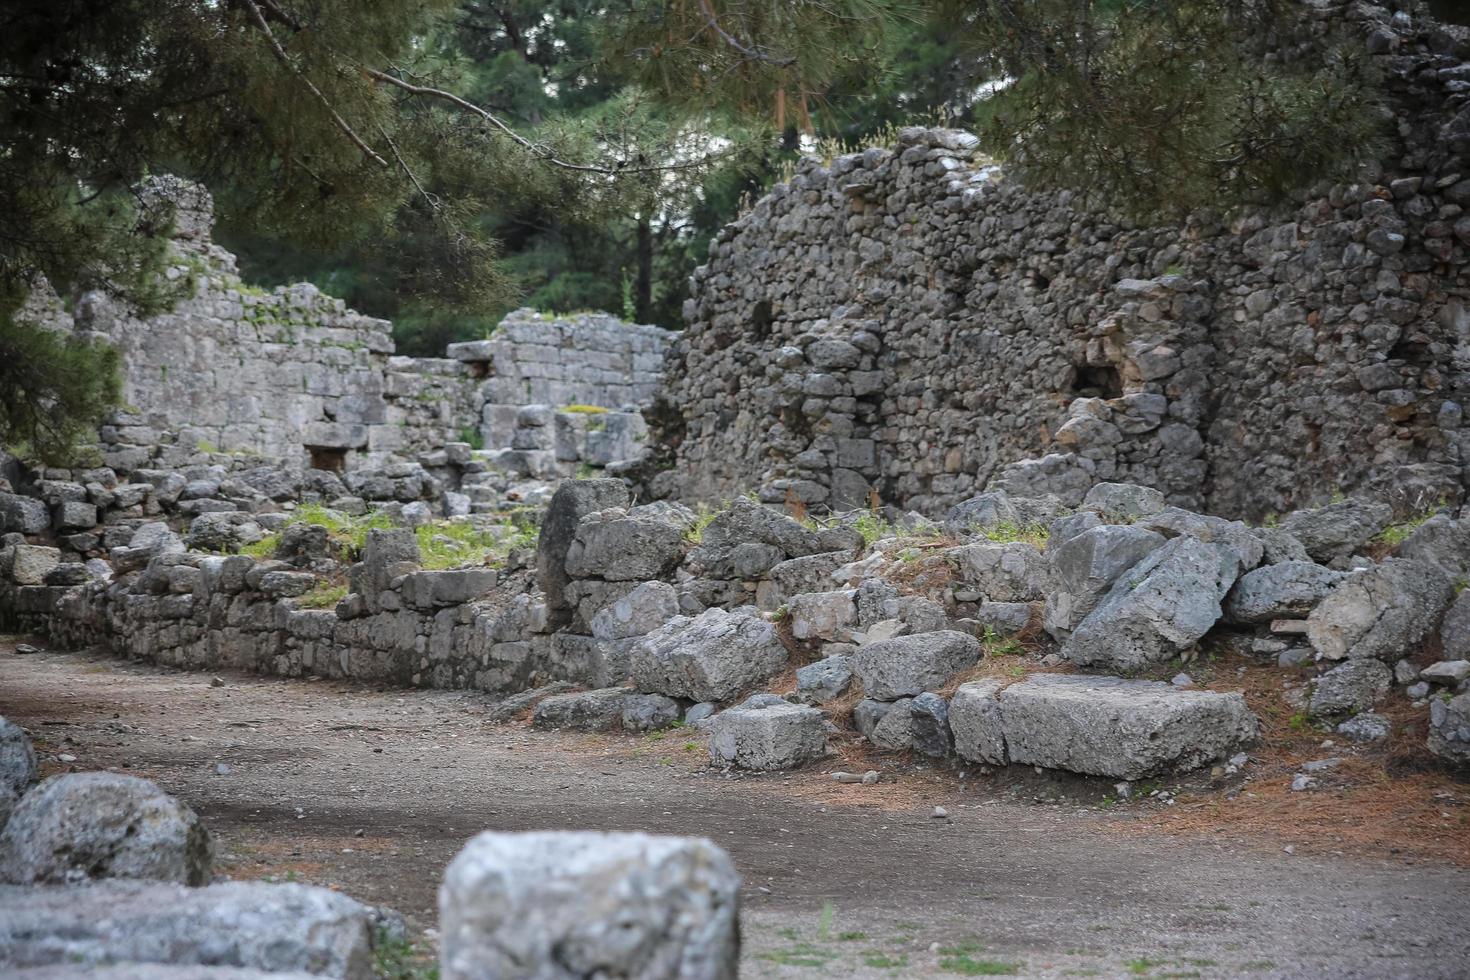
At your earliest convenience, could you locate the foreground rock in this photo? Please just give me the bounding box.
[440,831,739,980]
[0,880,373,978]
[852,631,981,701]
[0,773,212,885]
[630,607,788,703]
[1062,537,1240,672]
[708,701,827,771]
[0,715,38,828]
[953,675,1258,779]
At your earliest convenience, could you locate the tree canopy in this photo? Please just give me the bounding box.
[2,0,1393,461]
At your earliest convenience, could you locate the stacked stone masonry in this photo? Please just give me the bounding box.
[660,4,1470,519]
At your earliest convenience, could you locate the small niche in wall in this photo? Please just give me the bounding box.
[1071,364,1123,400]
[751,300,773,341]
[307,446,348,473]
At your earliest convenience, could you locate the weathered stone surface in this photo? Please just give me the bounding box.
[10,545,60,585]
[794,654,853,703]
[0,492,50,534]
[0,773,212,886]
[536,480,630,626]
[1042,524,1166,638]
[630,608,788,702]
[851,631,980,701]
[997,675,1258,780]
[590,581,680,641]
[759,551,856,610]
[1224,560,1345,624]
[0,716,37,829]
[708,702,826,770]
[1421,660,1470,685]
[565,510,685,582]
[399,569,498,609]
[1396,513,1470,581]
[1139,509,1264,570]
[867,697,915,750]
[908,692,952,757]
[8,965,321,980]
[949,679,1008,766]
[686,499,823,577]
[949,541,1050,602]
[1306,560,1454,661]
[1062,536,1240,672]
[1081,482,1165,520]
[1428,692,1470,765]
[1336,713,1391,743]
[0,880,373,978]
[350,529,420,613]
[1439,590,1470,660]
[531,688,679,732]
[787,589,857,642]
[1279,499,1393,563]
[440,830,739,980]
[1309,660,1393,717]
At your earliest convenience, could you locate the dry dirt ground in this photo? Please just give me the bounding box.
[3,639,1469,980]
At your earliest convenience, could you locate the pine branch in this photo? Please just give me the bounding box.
[698,0,798,68]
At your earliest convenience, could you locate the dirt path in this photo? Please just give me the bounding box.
[2,641,1467,979]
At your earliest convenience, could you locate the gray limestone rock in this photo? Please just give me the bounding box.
[1428,692,1470,766]
[1080,482,1166,520]
[590,581,681,641]
[630,607,788,703]
[0,716,38,829]
[1438,590,1470,660]
[531,688,679,732]
[0,773,212,886]
[1279,499,1393,564]
[439,830,739,980]
[1139,508,1265,570]
[908,692,952,757]
[1042,524,1166,638]
[949,541,1050,602]
[536,480,630,627]
[708,703,826,771]
[1224,560,1345,624]
[1395,513,1470,581]
[1062,536,1240,672]
[0,880,373,978]
[997,675,1258,780]
[565,509,686,582]
[794,654,854,704]
[787,589,857,642]
[851,631,981,701]
[949,680,1007,766]
[1336,713,1391,743]
[1306,559,1454,661]
[1309,660,1393,717]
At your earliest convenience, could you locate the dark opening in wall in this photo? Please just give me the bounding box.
[464,360,491,380]
[1071,364,1123,399]
[751,300,774,341]
[307,446,347,473]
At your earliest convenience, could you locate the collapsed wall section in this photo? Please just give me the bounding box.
[663,5,1470,519]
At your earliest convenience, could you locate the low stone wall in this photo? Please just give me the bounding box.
[661,4,1470,520]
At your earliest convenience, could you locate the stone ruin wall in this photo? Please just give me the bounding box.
[52,180,673,479]
[662,3,1470,521]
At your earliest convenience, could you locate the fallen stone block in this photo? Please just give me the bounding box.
[1438,591,1470,661]
[1224,560,1344,624]
[399,568,498,609]
[1278,498,1392,564]
[707,702,827,771]
[536,479,630,626]
[949,679,1008,766]
[795,653,853,703]
[1062,536,1240,672]
[565,509,686,582]
[0,880,373,978]
[0,773,212,885]
[1306,559,1453,661]
[949,541,1050,602]
[0,492,51,534]
[1309,660,1392,717]
[9,545,60,586]
[909,692,952,757]
[787,589,857,642]
[590,581,680,641]
[1420,659,1470,685]
[531,688,680,733]
[997,675,1258,780]
[1080,482,1166,520]
[0,715,38,829]
[440,831,739,980]
[630,607,788,703]
[851,631,980,701]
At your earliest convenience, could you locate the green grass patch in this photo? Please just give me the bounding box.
[372,928,439,980]
[1126,958,1167,975]
[294,582,347,610]
[684,503,722,544]
[940,954,1021,975]
[864,953,909,969]
[756,943,836,968]
[977,519,1049,549]
[854,512,899,547]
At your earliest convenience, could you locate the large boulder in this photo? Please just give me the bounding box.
[707,702,827,770]
[439,831,739,980]
[1278,498,1393,564]
[565,510,686,582]
[948,541,1050,602]
[995,675,1258,779]
[0,880,373,978]
[1306,559,1454,661]
[590,581,681,642]
[531,688,679,733]
[1061,536,1240,672]
[1397,513,1470,581]
[630,607,788,703]
[8,544,60,585]
[1042,524,1166,638]
[1139,508,1264,570]
[1224,560,1345,624]
[685,499,824,578]
[851,631,981,701]
[536,480,630,627]
[786,589,857,642]
[0,716,38,829]
[1080,482,1166,521]
[0,773,212,886]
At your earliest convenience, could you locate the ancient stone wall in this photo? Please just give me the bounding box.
[662,3,1470,520]
[58,182,670,477]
